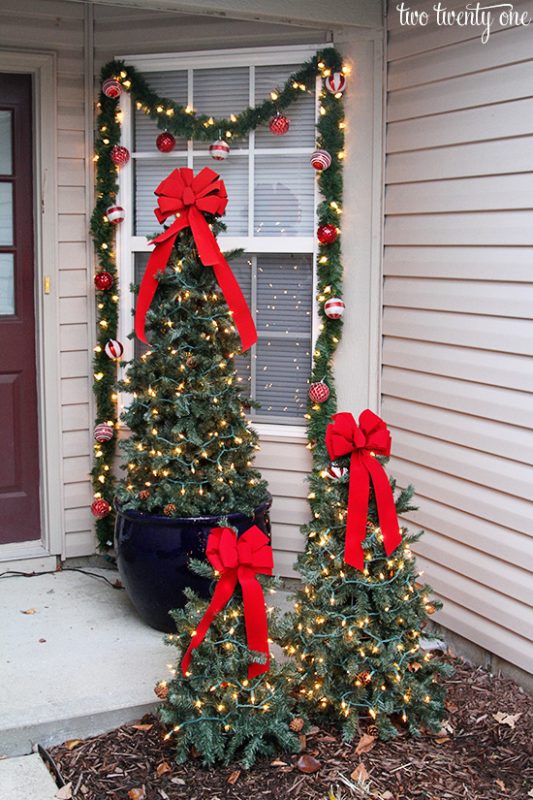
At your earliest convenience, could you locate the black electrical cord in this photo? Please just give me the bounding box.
[0,566,123,589]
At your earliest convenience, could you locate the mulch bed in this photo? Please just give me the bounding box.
[49,659,532,800]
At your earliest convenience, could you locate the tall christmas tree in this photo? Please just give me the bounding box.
[283,410,452,741]
[158,524,301,768]
[116,167,267,516]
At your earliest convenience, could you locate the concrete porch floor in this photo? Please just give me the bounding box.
[0,567,171,757]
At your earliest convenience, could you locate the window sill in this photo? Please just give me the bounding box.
[118,422,307,444]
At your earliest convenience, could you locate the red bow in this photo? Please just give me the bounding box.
[134,167,257,352]
[325,410,402,570]
[181,525,273,680]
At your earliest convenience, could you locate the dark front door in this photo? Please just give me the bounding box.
[0,73,41,544]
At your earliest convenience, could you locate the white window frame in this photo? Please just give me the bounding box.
[117,43,324,440]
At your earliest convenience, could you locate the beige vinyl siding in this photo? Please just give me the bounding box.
[383,3,533,673]
[0,0,94,558]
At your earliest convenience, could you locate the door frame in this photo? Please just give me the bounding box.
[0,49,62,567]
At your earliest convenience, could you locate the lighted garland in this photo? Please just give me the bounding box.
[90,47,346,550]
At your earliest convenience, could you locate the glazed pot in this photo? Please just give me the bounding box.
[114,495,272,632]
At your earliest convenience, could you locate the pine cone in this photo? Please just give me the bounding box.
[163,503,176,516]
[154,682,168,700]
[138,489,150,500]
[289,717,305,732]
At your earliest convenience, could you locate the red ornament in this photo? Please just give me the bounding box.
[325,72,347,95]
[94,271,113,291]
[269,113,290,136]
[309,382,330,403]
[324,297,345,319]
[102,78,122,99]
[311,149,332,171]
[94,423,114,443]
[209,139,230,161]
[110,145,130,166]
[156,131,176,153]
[317,224,338,245]
[106,205,125,224]
[325,462,348,480]
[104,339,124,359]
[91,499,111,519]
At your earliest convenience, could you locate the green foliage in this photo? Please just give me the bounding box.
[116,224,267,516]
[159,560,300,768]
[283,458,452,741]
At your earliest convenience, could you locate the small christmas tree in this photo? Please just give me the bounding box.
[283,410,452,741]
[158,525,301,768]
[116,169,267,517]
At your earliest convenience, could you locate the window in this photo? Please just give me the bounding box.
[118,45,320,428]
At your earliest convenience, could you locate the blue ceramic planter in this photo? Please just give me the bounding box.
[114,495,272,632]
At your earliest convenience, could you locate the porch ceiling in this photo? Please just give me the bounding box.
[78,0,383,30]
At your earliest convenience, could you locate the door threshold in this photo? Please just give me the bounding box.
[0,541,58,573]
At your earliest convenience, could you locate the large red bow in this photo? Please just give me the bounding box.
[134,166,257,352]
[181,525,273,680]
[325,410,402,570]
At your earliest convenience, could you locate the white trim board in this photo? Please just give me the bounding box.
[0,49,63,564]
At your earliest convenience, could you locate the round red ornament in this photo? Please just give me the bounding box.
[91,498,111,519]
[106,205,125,224]
[325,462,348,480]
[156,131,176,153]
[102,78,122,99]
[209,139,230,161]
[310,149,332,171]
[110,145,130,166]
[269,113,290,136]
[317,224,338,245]
[94,271,113,291]
[104,339,124,359]
[325,72,347,95]
[308,382,330,403]
[324,297,345,319]
[94,423,114,443]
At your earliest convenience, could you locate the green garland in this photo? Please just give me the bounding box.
[90,47,345,551]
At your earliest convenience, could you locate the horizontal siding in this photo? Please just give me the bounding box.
[384,2,533,673]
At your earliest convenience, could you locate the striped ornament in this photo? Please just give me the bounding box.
[104,339,124,360]
[110,145,130,166]
[209,139,230,160]
[102,78,122,99]
[310,149,332,171]
[106,205,125,224]
[325,72,347,95]
[94,423,114,443]
[324,297,345,319]
[324,462,348,480]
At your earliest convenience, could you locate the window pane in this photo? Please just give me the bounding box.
[257,254,312,335]
[231,255,253,396]
[0,111,12,174]
[0,182,13,245]
[193,67,249,149]
[255,65,315,149]
[135,157,188,235]
[134,71,188,151]
[193,154,248,236]
[0,253,14,315]
[254,154,314,236]
[255,338,311,422]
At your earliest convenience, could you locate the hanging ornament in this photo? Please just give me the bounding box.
[104,339,124,360]
[310,149,332,171]
[325,462,348,480]
[91,498,111,519]
[156,131,176,153]
[269,113,290,136]
[102,78,122,99]
[110,145,130,166]
[209,139,230,161]
[324,297,345,319]
[94,271,113,291]
[94,423,114,443]
[308,381,330,404]
[317,223,338,245]
[325,72,347,95]
[106,205,125,224]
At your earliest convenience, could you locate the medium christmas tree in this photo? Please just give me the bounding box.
[158,524,301,767]
[116,168,267,517]
[283,410,452,741]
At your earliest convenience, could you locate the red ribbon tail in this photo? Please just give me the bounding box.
[366,457,402,557]
[135,234,177,344]
[345,453,370,571]
[180,572,236,677]
[239,567,270,680]
[212,258,257,352]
